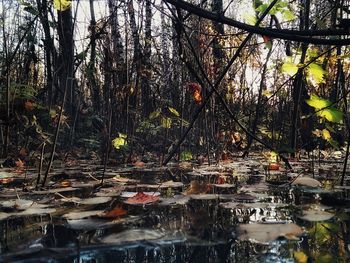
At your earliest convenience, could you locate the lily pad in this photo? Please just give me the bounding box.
[238,223,304,243]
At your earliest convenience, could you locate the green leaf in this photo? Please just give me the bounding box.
[281,61,299,76]
[53,0,72,11]
[243,13,257,25]
[149,110,161,120]
[112,133,127,150]
[317,108,343,123]
[322,129,331,141]
[168,107,180,117]
[75,51,87,61]
[255,3,268,12]
[23,5,39,15]
[282,9,296,21]
[307,63,326,85]
[305,95,331,110]
[161,117,172,129]
[180,150,193,161]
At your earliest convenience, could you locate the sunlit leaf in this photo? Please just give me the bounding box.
[281,61,298,76]
[282,9,296,21]
[243,13,257,25]
[53,0,71,11]
[168,107,180,117]
[161,117,172,128]
[124,192,159,205]
[180,150,192,161]
[307,63,326,85]
[317,108,343,123]
[322,129,331,141]
[112,133,127,150]
[294,251,308,263]
[99,205,127,218]
[149,110,160,120]
[305,94,331,109]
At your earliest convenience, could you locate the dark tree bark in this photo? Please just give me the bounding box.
[290,0,310,155]
[142,0,152,117]
[88,0,101,113]
[57,7,74,114]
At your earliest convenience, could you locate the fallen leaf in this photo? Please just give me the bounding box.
[298,209,334,222]
[15,159,25,168]
[24,100,35,110]
[99,205,127,219]
[292,177,321,188]
[185,180,211,195]
[60,180,72,187]
[19,147,29,157]
[124,192,159,205]
[268,163,280,171]
[133,161,146,167]
[238,223,303,243]
[63,210,103,220]
[101,229,164,244]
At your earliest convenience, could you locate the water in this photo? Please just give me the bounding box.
[0,157,349,262]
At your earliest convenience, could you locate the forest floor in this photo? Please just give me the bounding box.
[0,151,349,262]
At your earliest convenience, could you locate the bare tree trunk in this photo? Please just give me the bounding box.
[142,0,152,117]
[88,0,100,113]
[290,0,310,156]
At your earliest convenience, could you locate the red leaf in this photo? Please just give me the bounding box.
[262,35,270,43]
[187,82,202,104]
[99,205,127,218]
[24,100,35,110]
[124,192,159,205]
[15,159,25,168]
[268,163,280,171]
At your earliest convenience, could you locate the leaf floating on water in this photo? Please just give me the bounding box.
[238,223,303,243]
[161,180,184,188]
[99,205,127,219]
[95,186,124,197]
[292,177,321,188]
[17,207,56,216]
[189,194,219,200]
[298,209,334,222]
[121,191,160,198]
[79,196,112,205]
[160,195,190,206]
[112,175,139,185]
[185,180,211,195]
[0,212,11,220]
[101,229,164,244]
[63,210,104,220]
[124,192,159,205]
[1,199,34,211]
[67,218,128,231]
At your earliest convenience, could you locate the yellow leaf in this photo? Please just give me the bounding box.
[53,0,71,11]
[294,251,308,263]
[281,61,299,76]
[112,133,127,150]
[322,129,331,141]
[168,107,180,117]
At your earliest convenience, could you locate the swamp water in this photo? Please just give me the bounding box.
[0,156,349,262]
